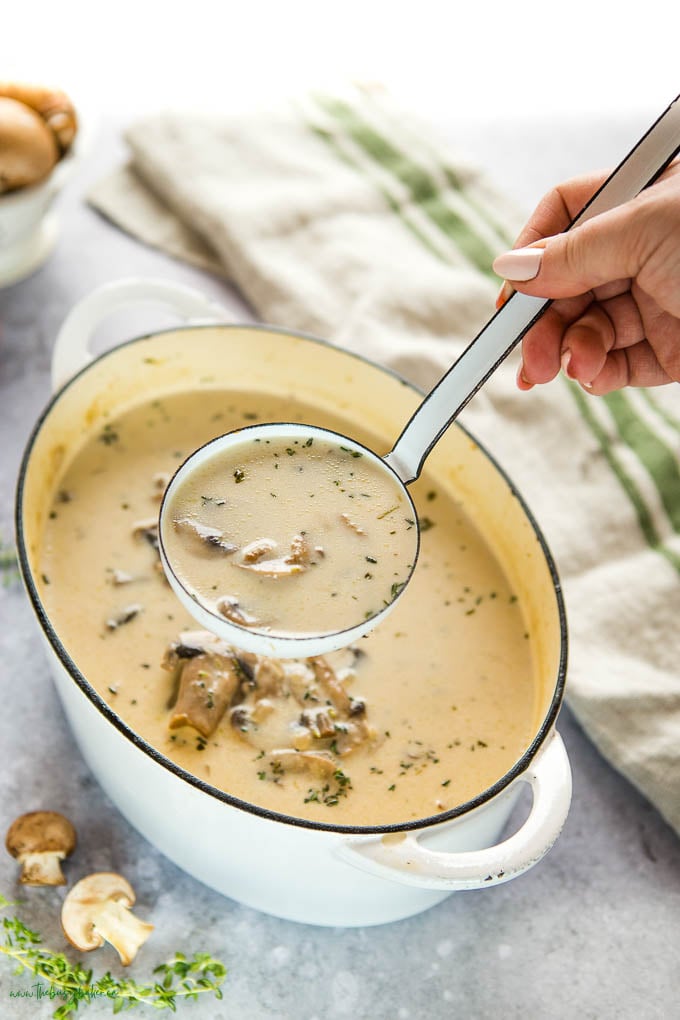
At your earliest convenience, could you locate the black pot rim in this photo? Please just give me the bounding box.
[15,321,568,837]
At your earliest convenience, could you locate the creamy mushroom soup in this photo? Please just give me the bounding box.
[162,432,418,640]
[40,389,535,825]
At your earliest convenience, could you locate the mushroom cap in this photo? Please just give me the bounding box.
[0,96,58,193]
[61,872,137,952]
[0,82,78,153]
[5,810,76,859]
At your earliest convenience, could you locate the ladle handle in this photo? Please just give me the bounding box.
[385,93,680,485]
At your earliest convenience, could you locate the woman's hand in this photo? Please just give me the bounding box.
[492,163,680,394]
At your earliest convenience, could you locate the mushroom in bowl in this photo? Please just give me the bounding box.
[0,81,79,286]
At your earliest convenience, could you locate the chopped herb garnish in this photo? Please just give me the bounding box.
[98,424,119,446]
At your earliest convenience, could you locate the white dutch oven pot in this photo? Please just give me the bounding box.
[16,278,571,927]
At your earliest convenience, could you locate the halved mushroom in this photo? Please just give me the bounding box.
[216,596,259,627]
[5,810,76,886]
[241,538,278,563]
[236,533,312,576]
[174,516,238,555]
[267,749,338,778]
[308,656,353,714]
[235,556,304,577]
[61,872,153,966]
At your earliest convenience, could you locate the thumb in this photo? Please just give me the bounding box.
[492,196,669,300]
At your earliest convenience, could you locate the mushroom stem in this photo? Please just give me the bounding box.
[90,900,155,967]
[17,850,67,886]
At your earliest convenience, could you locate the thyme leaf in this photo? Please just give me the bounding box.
[0,894,227,1018]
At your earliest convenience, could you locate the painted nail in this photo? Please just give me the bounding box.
[561,349,572,377]
[492,246,544,282]
[495,281,514,309]
[516,361,534,391]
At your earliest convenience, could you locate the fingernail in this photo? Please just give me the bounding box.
[492,246,544,282]
[561,349,572,377]
[582,380,593,390]
[516,361,534,391]
[495,281,514,309]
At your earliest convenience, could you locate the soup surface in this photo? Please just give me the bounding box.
[40,389,536,825]
[162,430,418,640]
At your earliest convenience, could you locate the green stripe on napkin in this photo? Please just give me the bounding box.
[314,95,500,277]
[603,391,680,534]
[641,389,680,434]
[307,121,449,264]
[568,382,680,574]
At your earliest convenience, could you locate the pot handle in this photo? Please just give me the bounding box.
[51,277,227,391]
[337,730,571,890]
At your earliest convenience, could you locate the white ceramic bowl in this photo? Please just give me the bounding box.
[0,146,76,287]
[16,278,571,927]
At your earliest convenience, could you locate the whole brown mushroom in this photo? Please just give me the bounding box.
[0,96,58,193]
[5,810,76,886]
[0,82,78,154]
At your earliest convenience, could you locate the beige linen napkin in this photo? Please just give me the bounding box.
[89,89,680,837]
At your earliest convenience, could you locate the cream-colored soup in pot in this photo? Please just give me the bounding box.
[40,389,535,825]
[162,433,418,639]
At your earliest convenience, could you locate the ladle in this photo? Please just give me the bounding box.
[159,93,680,659]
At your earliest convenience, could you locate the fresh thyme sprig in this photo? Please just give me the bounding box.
[0,894,227,1018]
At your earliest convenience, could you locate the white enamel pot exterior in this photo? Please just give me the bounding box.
[16,278,571,927]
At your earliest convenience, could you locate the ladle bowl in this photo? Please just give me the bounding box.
[158,421,420,658]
